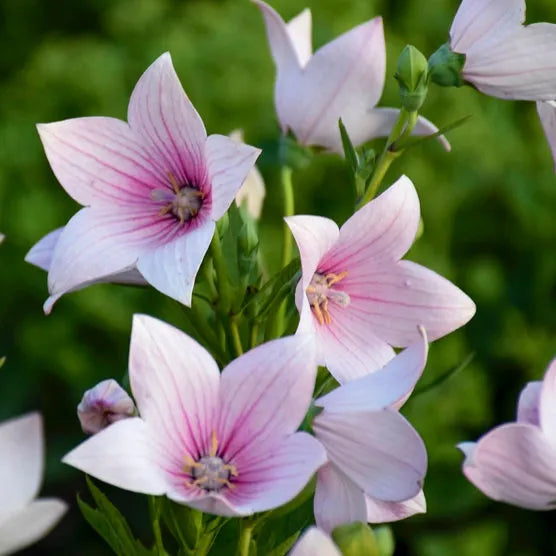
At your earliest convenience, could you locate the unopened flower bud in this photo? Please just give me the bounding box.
[394,45,429,112]
[77,379,135,434]
[331,522,379,556]
[428,43,466,88]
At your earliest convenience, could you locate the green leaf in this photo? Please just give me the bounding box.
[338,118,358,175]
[160,498,201,553]
[396,115,472,151]
[413,352,475,396]
[265,532,300,556]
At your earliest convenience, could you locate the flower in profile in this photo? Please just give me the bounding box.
[78,379,136,435]
[459,358,556,510]
[312,331,428,532]
[286,175,475,383]
[29,52,260,314]
[63,315,326,516]
[254,1,449,153]
[447,0,556,100]
[289,527,340,556]
[537,101,556,171]
[0,413,67,554]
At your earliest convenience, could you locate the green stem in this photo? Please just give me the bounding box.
[203,258,218,302]
[150,497,166,556]
[230,317,243,356]
[211,229,232,314]
[250,322,259,349]
[391,109,419,150]
[238,519,254,556]
[280,166,295,267]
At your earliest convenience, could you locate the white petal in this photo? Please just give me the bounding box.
[540,359,556,439]
[365,489,426,523]
[537,101,556,172]
[516,381,542,425]
[290,527,341,556]
[25,228,63,272]
[286,8,312,67]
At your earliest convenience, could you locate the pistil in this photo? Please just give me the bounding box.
[306,271,350,325]
[151,171,204,224]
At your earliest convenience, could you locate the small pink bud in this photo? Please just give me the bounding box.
[77,379,135,434]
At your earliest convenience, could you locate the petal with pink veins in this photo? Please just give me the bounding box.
[129,315,220,460]
[62,417,168,496]
[365,489,426,523]
[516,381,542,425]
[460,423,556,510]
[127,52,207,187]
[314,409,426,502]
[314,464,367,533]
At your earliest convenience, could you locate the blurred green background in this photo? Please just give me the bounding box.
[0,0,555,554]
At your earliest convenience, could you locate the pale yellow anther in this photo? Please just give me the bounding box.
[326,271,349,287]
[307,270,349,326]
[167,170,181,194]
[210,430,219,457]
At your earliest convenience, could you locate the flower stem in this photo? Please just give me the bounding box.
[237,519,254,556]
[211,229,232,314]
[250,322,259,348]
[229,316,243,356]
[149,497,167,556]
[280,166,295,267]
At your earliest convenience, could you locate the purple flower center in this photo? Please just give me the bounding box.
[306,271,350,325]
[151,171,204,224]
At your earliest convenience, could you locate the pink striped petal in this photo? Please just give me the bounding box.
[25,228,63,272]
[129,315,220,461]
[137,220,215,306]
[62,418,167,495]
[290,527,341,556]
[323,176,420,270]
[127,52,208,188]
[537,101,556,171]
[37,117,164,207]
[216,335,316,462]
[0,413,43,517]
[314,464,367,533]
[460,423,556,510]
[0,499,67,555]
[540,359,556,438]
[316,330,427,410]
[45,207,161,313]
[223,433,327,514]
[205,134,261,221]
[516,381,542,425]
[286,8,312,67]
[450,0,525,53]
[314,409,426,502]
[345,260,475,346]
[365,489,426,523]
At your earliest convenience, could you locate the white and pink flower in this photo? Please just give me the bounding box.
[289,527,340,556]
[63,315,326,517]
[254,1,449,153]
[27,53,260,313]
[459,358,556,510]
[287,175,475,383]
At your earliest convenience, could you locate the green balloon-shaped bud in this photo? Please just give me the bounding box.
[428,43,466,87]
[332,522,380,556]
[394,45,429,112]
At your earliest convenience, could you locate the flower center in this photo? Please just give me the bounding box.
[183,431,238,492]
[151,171,204,224]
[306,271,350,325]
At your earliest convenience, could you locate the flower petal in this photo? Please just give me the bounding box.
[216,335,316,461]
[62,417,167,495]
[540,359,556,438]
[205,134,261,221]
[316,330,427,410]
[129,315,220,460]
[462,24,556,101]
[460,423,556,510]
[286,8,313,67]
[314,464,367,533]
[0,499,67,555]
[25,228,63,272]
[223,432,327,514]
[537,101,556,172]
[291,17,386,150]
[365,489,426,523]
[516,381,542,425]
[0,413,43,518]
[290,527,341,556]
[450,0,525,53]
[344,260,476,346]
[323,176,420,270]
[45,207,158,313]
[314,409,426,502]
[37,116,165,207]
[127,52,207,187]
[137,220,215,306]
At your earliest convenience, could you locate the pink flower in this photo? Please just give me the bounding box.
[459,358,556,510]
[0,413,67,554]
[28,52,260,314]
[537,101,556,171]
[289,527,340,556]
[286,175,475,383]
[63,315,326,517]
[254,1,449,153]
[449,0,556,100]
[78,379,136,435]
[312,332,428,532]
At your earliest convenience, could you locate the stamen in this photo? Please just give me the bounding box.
[306,270,350,326]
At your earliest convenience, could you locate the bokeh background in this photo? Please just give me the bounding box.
[0,0,555,554]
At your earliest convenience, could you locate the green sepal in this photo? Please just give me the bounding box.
[428,43,466,87]
[332,522,380,556]
[394,45,429,112]
[374,526,395,556]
